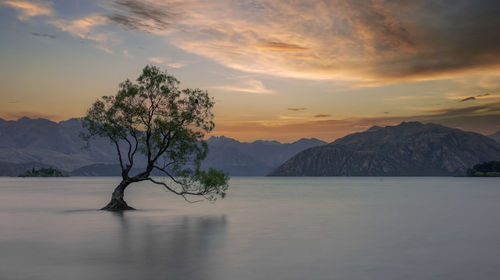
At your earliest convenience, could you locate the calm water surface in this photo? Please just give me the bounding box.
[0,177,499,280]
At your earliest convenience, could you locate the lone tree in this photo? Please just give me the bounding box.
[82,65,229,211]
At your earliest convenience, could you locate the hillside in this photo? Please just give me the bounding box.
[490,131,500,143]
[0,117,325,176]
[203,136,326,175]
[0,117,117,171]
[269,122,500,176]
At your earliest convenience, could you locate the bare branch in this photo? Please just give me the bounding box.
[123,137,133,166]
[147,177,207,197]
[113,140,125,171]
[153,164,183,185]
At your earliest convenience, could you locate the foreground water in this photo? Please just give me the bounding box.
[0,177,499,280]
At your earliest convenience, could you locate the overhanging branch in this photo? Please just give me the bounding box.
[147,177,206,197]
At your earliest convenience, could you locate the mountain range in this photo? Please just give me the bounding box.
[0,117,325,176]
[202,136,325,175]
[1,117,499,177]
[0,117,116,171]
[269,122,500,176]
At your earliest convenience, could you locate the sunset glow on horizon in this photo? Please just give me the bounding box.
[1,0,499,142]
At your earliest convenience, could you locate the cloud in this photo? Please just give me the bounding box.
[2,0,53,20]
[106,0,181,32]
[452,91,499,103]
[148,56,166,64]
[460,97,476,102]
[256,42,309,52]
[422,102,500,119]
[95,45,113,54]
[314,114,331,118]
[147,57,188,68]
[167,62,187,69]
[99,0,500,82]
[5,0,500,82]
[48,15,118,53]
[214,79,274,94]
[49,15,108,39]
[287,108,307,111]
[213,102,500,142]
[30,32,56,39]
[122,49,133,58]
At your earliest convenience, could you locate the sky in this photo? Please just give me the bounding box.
[0,0,499,142]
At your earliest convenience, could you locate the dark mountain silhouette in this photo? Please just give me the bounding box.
[0,117,117,171]
[269,122,500,176]
[0,117,325,176]
[203,136,326,175]
[490,131,500,143]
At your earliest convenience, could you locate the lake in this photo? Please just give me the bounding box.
[0,177,499,280]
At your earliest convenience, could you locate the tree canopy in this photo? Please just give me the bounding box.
[466,161,500,177]
[82,65,229,210]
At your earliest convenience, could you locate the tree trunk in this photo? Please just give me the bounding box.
[101,180,135,211]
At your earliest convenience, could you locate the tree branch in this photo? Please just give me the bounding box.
[150,131,172,165]
[123,137,133,166]
[147,178,206,197]
[113,140,125,171]
[153,164,183,185]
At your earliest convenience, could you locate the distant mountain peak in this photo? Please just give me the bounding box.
[206,135,241,144]
[399,121,423,126]
[293,137,326,145]
[59,117,83,124]
[367,125,383,132]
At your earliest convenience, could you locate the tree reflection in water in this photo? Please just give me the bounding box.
[111,212,227,279]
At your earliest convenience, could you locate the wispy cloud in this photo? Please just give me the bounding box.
[106,0,181,32]
[167,62,187,69]
[30,32,56,39]
[147,57,188,69]
[49,15,108,39]
[100,0,500,82]
[214,79,275,94]
[48,15,118,53]
[2,1,118,54]
[2,0,53,20]
[256,42,309,52]
[214,102,500,142]
[148,56,166,64]
[314,114,331,118]
[122,49,133,58]
[460,97,476,102]
[288,107,307,111]
[450,91,500,103]
[8,0,500,83]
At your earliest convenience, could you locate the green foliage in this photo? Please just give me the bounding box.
[81,65,229,201]
[465,161,500,177]
[198,168,230,199]
[19,168,65,177]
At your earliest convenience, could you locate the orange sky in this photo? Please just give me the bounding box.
[1,0,499,142]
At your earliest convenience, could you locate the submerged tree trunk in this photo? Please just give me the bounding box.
[102,180,135,211]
